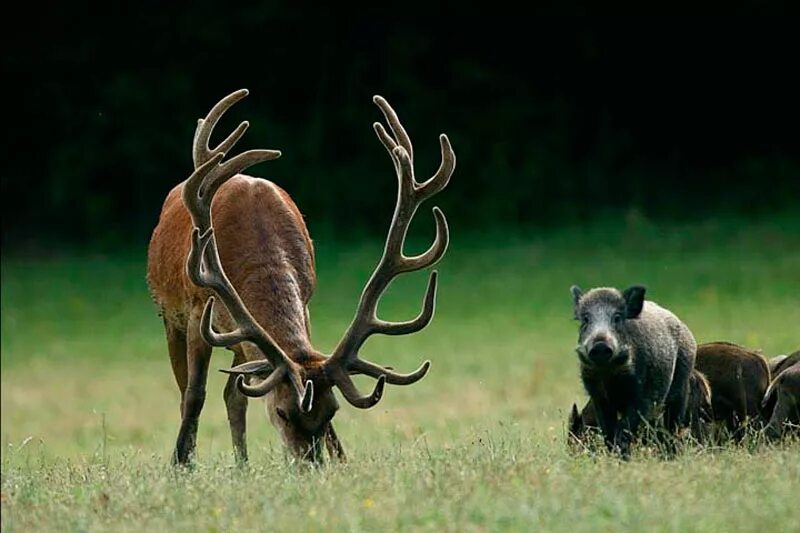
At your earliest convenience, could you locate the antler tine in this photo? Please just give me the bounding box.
[219,149,282,179]
[198,149,282,215]
[193,89,250,168]
[322,95,454,408]
[332,371,386,409]
[199,297,249,347]
[417,134,455,202]
[182,91,312,411]
[235,370,286,398]
[349,359,431,385]
[373,95,413,160]
[373,122,398,157]
[372,271,438,335]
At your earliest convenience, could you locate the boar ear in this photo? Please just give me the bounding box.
[623,285,646,318]
[569,403,580,421]
[569,403,583,432]
[570,285,583,307]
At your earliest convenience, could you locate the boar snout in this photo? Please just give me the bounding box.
[579,334,619,366]
[588,341,614,364]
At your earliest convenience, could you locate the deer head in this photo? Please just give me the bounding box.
[182,90,455,461]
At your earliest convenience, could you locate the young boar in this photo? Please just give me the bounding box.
[694,341,771,438]
[767,350,800,379]
[568,368,711,446]
[762,360,800,440]
[570,285,697,457]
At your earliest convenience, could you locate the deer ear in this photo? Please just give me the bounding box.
[623,285,646,318]
[220,359,274,377]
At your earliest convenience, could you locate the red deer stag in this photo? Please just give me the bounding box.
[147,89,454,464]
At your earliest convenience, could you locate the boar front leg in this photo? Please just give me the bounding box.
[592,398,619,454]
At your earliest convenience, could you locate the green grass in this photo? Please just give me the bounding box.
[3,214,800,531]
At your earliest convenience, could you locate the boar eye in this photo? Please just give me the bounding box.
[276,408,289,422]
[613,313,624,324]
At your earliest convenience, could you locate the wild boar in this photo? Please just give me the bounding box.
[570,285,697,457]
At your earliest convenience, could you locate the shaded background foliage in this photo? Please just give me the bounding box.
[3,10,799,247]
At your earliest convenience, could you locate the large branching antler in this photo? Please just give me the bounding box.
[321,95,456,409]
[182,89,313,412]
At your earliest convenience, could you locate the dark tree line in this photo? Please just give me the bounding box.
[4,10,799,247]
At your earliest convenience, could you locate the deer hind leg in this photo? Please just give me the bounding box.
[165,320,188,415]
[174,309,212,465]
[224,346,249,464]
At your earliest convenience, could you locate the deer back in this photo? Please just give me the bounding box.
[147,174,316,357]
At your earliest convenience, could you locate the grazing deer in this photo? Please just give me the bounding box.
[147,90,455,464]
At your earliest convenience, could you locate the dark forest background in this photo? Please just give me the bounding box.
[3,10,799,248]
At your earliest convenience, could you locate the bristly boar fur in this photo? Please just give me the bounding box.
[570,285,697,457]
[694,341,771,439]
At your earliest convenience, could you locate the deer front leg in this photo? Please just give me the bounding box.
[324,423,346,462]
[224,347,249,464]
[174,310,212,465]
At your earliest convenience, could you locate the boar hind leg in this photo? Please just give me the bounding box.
[661,353,692,454]
[665,353,692,435]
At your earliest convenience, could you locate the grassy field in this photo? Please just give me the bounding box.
[2,214,800,531]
